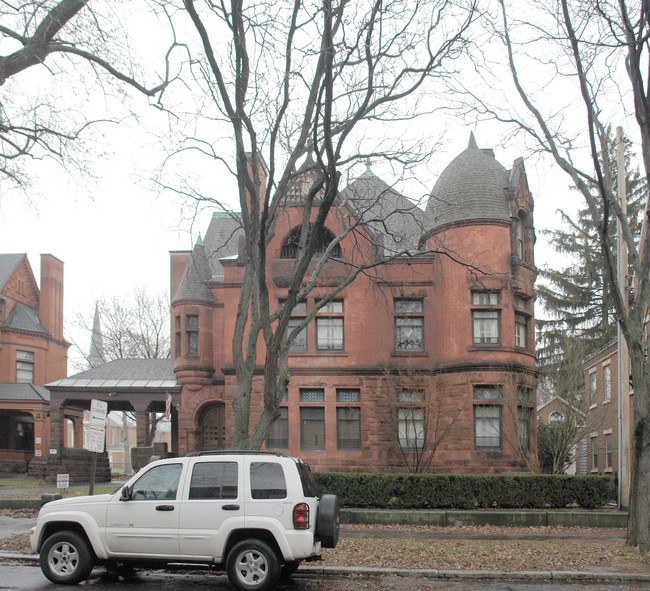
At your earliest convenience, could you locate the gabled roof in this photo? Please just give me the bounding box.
[47,358,178,389]
[2,301,47,334]
[0,253,27,290]
[0,382,49,401]
[340,172,425,255]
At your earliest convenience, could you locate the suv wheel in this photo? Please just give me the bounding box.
[317,494,340,548]
[226,539,280,591]
[40,531,94,584]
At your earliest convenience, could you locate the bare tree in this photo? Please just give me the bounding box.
[454,0,650,549]
[72,287,171,368]
[165,0,477,450]
[0,0,175,187]
[381,370,461,473]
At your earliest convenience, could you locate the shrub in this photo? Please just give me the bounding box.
[314,472,610,510]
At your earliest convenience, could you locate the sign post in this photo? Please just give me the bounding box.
[85,399,108,495]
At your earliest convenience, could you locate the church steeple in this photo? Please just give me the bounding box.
[88,303,104,368]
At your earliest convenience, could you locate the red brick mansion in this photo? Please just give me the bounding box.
[169,135,538,473]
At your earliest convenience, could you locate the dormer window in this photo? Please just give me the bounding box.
[280,226,342,259]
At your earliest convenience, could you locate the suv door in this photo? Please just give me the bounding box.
[106,462,183,556]
[178,458,243,558]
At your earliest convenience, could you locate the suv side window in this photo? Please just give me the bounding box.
[250,462,287,499]
[132,463,183,500]
[296,461,317,497]
[189,461,238,500]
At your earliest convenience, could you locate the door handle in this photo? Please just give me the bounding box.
[222,504,240,511]
[156,505,175,511]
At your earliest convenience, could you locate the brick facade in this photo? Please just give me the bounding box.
[171,138,539,473]
[0,254,76,473]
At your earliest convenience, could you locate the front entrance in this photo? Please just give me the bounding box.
[200,404,225,450]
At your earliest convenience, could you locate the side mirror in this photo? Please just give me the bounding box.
[120,485,132,501]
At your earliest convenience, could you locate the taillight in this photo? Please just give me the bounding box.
[293,503,310,529]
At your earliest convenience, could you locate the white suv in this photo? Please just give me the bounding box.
[30,451,339,591]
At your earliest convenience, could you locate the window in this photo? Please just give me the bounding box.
[604,364,611,401]
[336,389,361,450]
[187,315,199,356]
[189,461,238,499]
[250,462,287,499]
[471,293,500,345]
[517,386,532,404]
[515,313,528,348]
[397,408,425,450]
[475,406,501,448]
[517,407,531,451]
[316,300,343,351]
[132,463,183,500]
[300,407,325,449]
[281,226,342,259]
[15,419,34,451]
[589,371,597,406]
[517,212,526,259]
[300,389,325,449]
[474,385,501,401]
[16,351,34,384]
[549,411,564,423]
[591,435,598,471]
[605,433,613,470]
[282,301,308,352]
[472,292,498,305]
[394,299,424,350]
[266,407,288,448]
[514,296,527,310]
[174,316,181,357]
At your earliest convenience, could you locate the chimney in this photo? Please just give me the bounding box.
[40,254,64,341]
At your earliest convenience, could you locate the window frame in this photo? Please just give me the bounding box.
[471,292,501,346]
[186,314,199,356]
[16,350,34,384]
[394,299,424,351]
[515,312,528,349]
[315,300,344,351]
[336,389,361,451]
[474,405,502,449]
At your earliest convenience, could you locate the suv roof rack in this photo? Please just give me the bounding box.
[186,450,288,457]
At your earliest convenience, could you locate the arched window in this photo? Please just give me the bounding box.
[280,226,342,259]
[549,411,564,424]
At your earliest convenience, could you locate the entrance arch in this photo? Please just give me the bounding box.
[199,403,225,450]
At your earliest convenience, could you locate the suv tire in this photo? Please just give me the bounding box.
[317,493,340,548]
[40,531,94,585]
[226,539,280,591]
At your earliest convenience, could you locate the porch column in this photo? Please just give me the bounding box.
[133,401,151,447]
[72,416,84,449]
[48,400,65,451]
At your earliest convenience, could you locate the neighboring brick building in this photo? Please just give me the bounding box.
[0,253,74,472]
[170,135,539,473]
[581,340,629,485]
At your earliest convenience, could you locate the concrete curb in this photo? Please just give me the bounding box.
[2,554,648,583]
[298,565,650,583]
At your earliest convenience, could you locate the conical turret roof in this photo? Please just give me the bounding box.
[425,134,511,232]
[173,237,216,303]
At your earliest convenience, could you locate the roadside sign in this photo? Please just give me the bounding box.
[57,474,69,489]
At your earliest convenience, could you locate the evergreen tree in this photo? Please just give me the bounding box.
[537,129,646,372]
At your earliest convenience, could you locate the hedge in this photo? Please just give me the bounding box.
[313,472,610,510]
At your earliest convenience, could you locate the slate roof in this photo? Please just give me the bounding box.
[0,382,49,401]
[2,301,47,334]
[340,172,425,254]
[47,358,179,389]
[425,134,511,231]
[202,212,243,280]
[0,253,25,290]
[173,238,217,303]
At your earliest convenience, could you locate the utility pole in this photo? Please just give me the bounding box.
[616,125,630,509]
